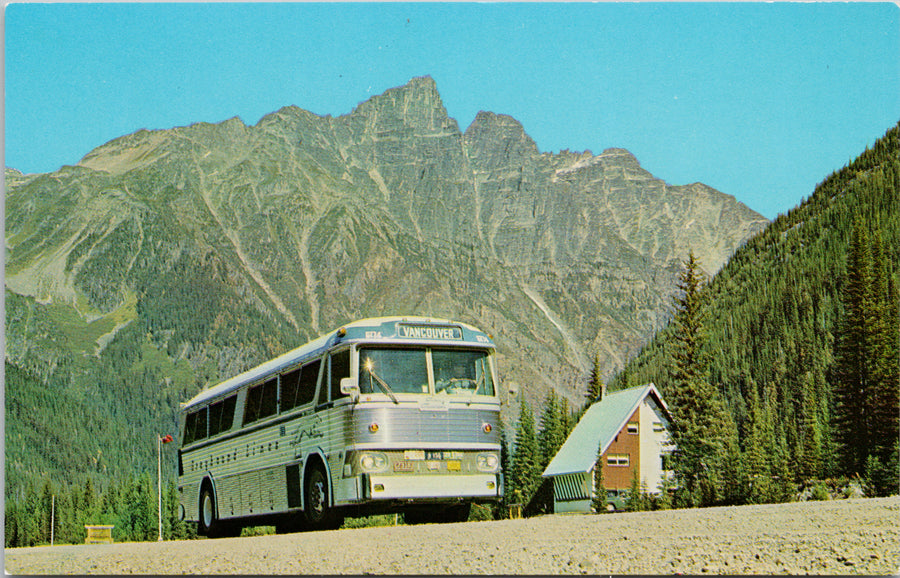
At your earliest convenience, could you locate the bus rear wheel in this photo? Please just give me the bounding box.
[199,486,240,538]
[199,487,216,536]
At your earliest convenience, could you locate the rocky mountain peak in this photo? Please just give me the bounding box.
[348,75,458,136]
[463,111,539,169]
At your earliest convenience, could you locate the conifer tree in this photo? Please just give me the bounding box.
[625,468,648,511]
[537,390,559,468]
[538,390,568,469]
[867,230,900,489]
[832,217,898,488]
[666,251,740,507]
[743,381,777,503]
[591,441,608,513]
[508,397,540,508]
[833,216,874,475]
[585,352,604,408]
[798,372,824,481]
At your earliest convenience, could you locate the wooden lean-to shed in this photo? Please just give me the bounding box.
[542,383,674,512]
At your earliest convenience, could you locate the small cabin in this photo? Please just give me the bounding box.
[542,383,674,512]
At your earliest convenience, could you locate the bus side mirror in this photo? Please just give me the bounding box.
[503,381,519,406]
[340,377,359,402]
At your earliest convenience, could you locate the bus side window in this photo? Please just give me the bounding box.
[244,384,262,425]
[330,349,351,400]
[259,378,278,420]
[195,406,208,441]
[281,367,302,413]
[207,395,237,436]
[183,411,198,445]
[221,395,237,432]
[298,359,320,407]
[208,401,224,437]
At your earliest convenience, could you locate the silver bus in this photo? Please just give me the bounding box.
[177,316,504,536]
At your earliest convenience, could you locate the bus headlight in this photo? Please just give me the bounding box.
[476,452,500,473]
[359,452,388,473]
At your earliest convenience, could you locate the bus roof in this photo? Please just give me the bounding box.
[181,316,495,411]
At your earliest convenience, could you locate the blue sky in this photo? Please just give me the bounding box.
[5,2,899,219]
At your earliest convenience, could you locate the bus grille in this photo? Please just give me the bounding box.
[351,406,500,446]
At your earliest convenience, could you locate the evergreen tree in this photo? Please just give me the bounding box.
[591,441,608,513]
[743,382,775,503]
[798,372,824,481]
[538,389,567,469]
[666,251,740,507]
[508,397,540,509]
[867,230,900,493]
[585,352,604,408]
[833,216,874,475]
[625,468,650,511]
[832,217,899,488]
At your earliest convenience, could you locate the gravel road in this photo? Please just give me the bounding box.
[5,497,898,575]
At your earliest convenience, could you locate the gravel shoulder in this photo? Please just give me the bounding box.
[5,496,899,575]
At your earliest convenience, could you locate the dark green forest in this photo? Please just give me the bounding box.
[608,121,899,501]
[6,121,898,546]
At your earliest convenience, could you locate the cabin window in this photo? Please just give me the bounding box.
[661,453,674,471]
[606,453,630,467]
[245,384,261,424]
[330,349,351,400]
[627,423,639,435]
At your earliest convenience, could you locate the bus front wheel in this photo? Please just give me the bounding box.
[303,466,343,530]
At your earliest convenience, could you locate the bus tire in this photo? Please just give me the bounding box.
[198,486,217,537]
[199,485,241,538]
[303,466,343,530]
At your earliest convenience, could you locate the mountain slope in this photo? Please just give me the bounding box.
[5,76,767,493]
[612,121,899,479]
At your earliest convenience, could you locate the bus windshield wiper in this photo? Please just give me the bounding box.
[467,367,486,406]
[367,369,400,404]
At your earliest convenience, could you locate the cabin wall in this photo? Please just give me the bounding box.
[600,407,641,490]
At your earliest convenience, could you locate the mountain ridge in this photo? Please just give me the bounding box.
[5,76,768,492]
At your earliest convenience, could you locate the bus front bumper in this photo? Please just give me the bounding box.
[361,473,501,500]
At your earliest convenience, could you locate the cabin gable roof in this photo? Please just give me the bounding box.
[542,383,670,478]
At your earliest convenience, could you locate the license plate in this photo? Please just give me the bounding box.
[447,460,461,471]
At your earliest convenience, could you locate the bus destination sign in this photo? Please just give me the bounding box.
[397,323,463,341]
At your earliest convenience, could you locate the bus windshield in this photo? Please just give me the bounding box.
[358,347,495,396]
